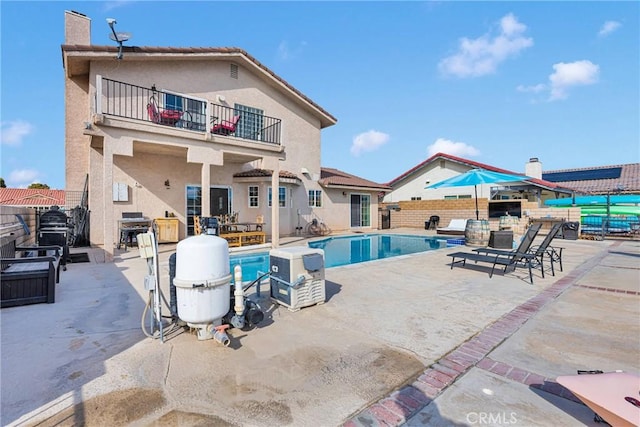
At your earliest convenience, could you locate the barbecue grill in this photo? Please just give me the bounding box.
[38,206,70,266]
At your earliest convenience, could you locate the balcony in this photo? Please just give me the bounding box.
[97,76,281,145]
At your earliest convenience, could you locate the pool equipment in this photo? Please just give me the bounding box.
[173,235,233,344]
[138,230,184,343]
[269,246,325,311]
[200,216,220,235]
[139,232,264,347]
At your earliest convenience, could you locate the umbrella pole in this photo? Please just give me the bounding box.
[474,185,479,220]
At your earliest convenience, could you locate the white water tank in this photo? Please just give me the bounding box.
[173,235,231,324]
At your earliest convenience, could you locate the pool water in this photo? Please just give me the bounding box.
[229,234,448,281]
[229,252,270,283]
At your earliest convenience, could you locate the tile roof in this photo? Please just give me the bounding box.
[233,169,300,180]
[61,45,337,127]
[386,152,569,191]
[320,168,391,191]
[542,163,640,194]
[0,189,65,206]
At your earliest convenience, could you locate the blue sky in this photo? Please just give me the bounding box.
[1,1,638,189]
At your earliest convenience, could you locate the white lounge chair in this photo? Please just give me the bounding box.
[436,219,468,235]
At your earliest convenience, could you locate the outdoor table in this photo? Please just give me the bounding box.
[556,372,640,427]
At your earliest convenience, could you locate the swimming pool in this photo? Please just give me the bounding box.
[229,234,450,282]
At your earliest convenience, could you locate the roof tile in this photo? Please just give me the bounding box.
[0,189,65,206]
[320,168,391,191]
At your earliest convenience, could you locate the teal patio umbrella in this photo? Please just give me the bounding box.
[426,168,528,220]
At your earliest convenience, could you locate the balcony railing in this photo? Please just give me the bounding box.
[97,76,281,145]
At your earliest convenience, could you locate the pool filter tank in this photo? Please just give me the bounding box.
[269,246,325,311]
[173,235,232,344]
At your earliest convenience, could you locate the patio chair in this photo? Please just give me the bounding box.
[147,96,183,126]
[447,223,542,284]
[474,222,563,278]
[425,215,440,230]
[211,115,241,135]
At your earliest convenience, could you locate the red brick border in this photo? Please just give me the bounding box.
[577,284,639,295]
[343,242,620,426]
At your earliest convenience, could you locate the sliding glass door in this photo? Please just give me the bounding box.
[350,194,370,227]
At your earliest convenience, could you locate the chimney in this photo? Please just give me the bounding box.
[525,157,542,180]
[65,10,91,45]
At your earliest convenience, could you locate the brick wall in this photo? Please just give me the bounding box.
[379,199,580,235]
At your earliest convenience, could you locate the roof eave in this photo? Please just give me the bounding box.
[61,45,337,128]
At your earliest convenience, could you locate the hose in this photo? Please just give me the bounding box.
[141,290,182,339]
[243,271,270,292]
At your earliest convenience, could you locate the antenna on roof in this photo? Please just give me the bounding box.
[106,18,132,60]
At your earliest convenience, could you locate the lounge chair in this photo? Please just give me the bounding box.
[473,222,563,278]
[447,223,542,284]
[437,219,467,235]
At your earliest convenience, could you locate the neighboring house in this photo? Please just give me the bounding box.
[0,189,66,211]
[62,11,387,256]
[542,163,640,195]
[384,153,574,205]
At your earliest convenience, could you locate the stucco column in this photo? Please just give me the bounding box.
[270,162,280,248]
[104,137,133,257]
[201,163,211,217]
[103,144,115,257]
[188,146,223,219]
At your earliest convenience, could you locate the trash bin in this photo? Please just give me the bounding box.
[562,222,579,240]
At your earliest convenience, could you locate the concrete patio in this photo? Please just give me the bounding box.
[1,230,638,426]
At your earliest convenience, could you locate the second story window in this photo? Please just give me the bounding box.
[249,186,259,207]
[165,93,206,131]
[235,104,264,141]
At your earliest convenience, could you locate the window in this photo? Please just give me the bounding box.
[249,186,259,207]
[164,92,206,131]
[308,190,322,207]
[268,187,286,208]
[410,196,422,201]
[235,104,264,141]
[444,195,471,200]
[186,185,202,236]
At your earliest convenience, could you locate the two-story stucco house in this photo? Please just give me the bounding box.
[62,11,389,257]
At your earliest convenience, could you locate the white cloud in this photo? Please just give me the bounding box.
[516,83,546,93]
[0,120,33,146]
[102,1,133,12]
[427,138,480,157]
[350,130,389,156]
[598,21,621,37]
[549,60,599,101]
[9,169,41,187]
[438,13,533,78]
[277,40,307,61]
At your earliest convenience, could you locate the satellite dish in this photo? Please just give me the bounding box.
[109,32,131,43]
[106,18,132,60]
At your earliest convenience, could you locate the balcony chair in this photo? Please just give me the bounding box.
[147,96,183,127]
[211,115,241,136]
